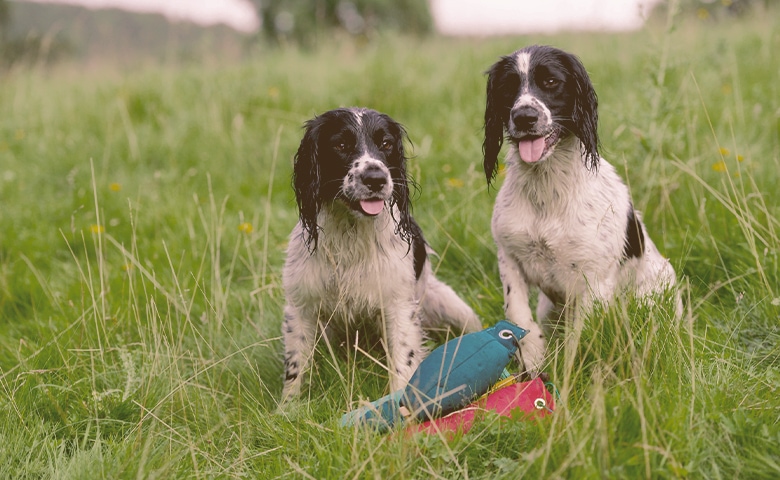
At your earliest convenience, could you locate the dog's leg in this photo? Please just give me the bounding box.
[536,291,556,324]
[281,304,317,402]
[497,247,546,375]
[582,276,617,313]
[419,274,482,334]
[536,291,565,334]
[384,303,424,392]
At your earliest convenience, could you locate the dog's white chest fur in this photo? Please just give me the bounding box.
[284,207,415,322]
[493,147,629,300]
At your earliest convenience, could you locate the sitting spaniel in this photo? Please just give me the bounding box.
[482,45,680,376]
[281,107,481,401]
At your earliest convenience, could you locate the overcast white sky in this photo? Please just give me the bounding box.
[19,0,661,35]
[431,0,662,35]
[21,0,261,32]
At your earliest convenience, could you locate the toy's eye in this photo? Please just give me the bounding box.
[534,398,547,410]
[498,329,514,339]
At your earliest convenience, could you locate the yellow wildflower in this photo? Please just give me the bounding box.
[238,222,253,234]
[90,225,105,234]
[712,161,727,173]
[446,178,464,188]
[109,183,122,192]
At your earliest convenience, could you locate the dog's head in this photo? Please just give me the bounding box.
[292,107,414,250]
[483,45,600,184]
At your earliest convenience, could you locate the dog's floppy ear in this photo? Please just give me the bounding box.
[483,57,511,185]
[383,115,416,244]
[482,56,520,185]
[565,52,600,171]
[293,116,323,251]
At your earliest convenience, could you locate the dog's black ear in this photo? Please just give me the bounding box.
[483,57,511,185]
[384,115,415,244]
[292,117,322,251]
[566,52,600,171]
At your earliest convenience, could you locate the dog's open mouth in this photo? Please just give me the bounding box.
[351,198,385,216]
[517,129,560,163]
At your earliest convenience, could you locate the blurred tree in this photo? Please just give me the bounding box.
[250,0,432,45]
[0,1,72,67]
[0,0,9,41]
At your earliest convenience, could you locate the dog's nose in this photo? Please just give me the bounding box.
[511,106,540,131]
[362,167,387,193]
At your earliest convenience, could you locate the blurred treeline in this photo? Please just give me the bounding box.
[253,0,432,44]
[0,0,770,68]
[0,0,432,68]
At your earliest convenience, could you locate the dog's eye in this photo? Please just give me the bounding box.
[334,142,348,152]
[542,77,560,89]
[380,140,393,151]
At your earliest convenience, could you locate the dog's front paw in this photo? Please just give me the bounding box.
[517,334,546,376]
[274,395,308,418]
[522,371,550,382]
[280,378,303,406]
[518,369,550,384]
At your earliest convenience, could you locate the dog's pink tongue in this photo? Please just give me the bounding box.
[359,199,385,216]
[519,137,546,163]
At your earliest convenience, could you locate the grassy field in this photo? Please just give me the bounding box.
[1,7,779,479]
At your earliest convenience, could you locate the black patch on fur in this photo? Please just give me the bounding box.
[623,205,645,260]
[283,358,299,381]
[409,219,427,280]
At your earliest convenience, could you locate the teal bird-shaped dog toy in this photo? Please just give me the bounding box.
[339,320,528,431]
[400,320,528,421]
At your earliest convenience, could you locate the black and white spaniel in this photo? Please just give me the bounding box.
[281,107,481,401]
[483,45,679,376]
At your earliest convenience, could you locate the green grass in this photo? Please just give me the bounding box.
[1,8,779,479]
